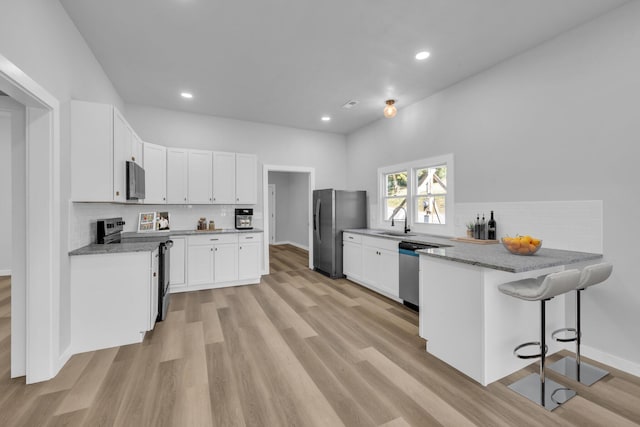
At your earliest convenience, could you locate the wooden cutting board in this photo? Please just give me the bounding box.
[451,237,499,245]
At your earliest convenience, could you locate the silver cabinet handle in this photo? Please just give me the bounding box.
[246,236,253,239]
[210,238,219,241]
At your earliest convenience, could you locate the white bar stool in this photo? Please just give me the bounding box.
[548,262,613,386]
[498,269,581,411]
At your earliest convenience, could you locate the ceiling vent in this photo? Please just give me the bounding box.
[341,100,359,109]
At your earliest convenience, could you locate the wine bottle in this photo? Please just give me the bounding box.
[474,214,480,239]
[480,214,487,240]
[488,210,497,240]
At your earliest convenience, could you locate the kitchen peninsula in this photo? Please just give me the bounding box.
[417,242,602,386]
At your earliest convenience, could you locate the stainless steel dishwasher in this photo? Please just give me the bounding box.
[399,241,437,310]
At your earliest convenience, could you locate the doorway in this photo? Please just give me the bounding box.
[0,53,62,383]
[268,184,276,245]
[262,165,315,273]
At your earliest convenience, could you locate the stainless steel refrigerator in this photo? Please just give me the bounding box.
[313,189,367,278]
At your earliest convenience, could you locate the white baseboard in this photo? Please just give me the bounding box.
[0,269,11,276]
[273,241,309,251]
[581,345,640,378]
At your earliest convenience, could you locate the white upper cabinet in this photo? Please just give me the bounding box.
[71,101,114,202]
[235,153,257,204]
[131,132,143,166]
[143,142,167,204]
[188,150,213,204]
[71,101,258,206]
[113,108,131,203]
[212,151,236,204]
[166,148,188,204]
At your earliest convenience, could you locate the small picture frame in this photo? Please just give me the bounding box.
[156,211,170,231]
[138,212,157,232]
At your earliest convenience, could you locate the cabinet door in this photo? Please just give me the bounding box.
[131,132,143,166]
[143,142,167,204]
[361,245,399,297]
[187,245,214,286]
[235,153,257,204]
[238,242,261,280]
[212,151,236,204]
[343,241,362,280]
[150,250,159,330]
[166,148,188,204]
[112,108,131,202]
[188,150,213,204]
[70,101,114,202]
[361,245,379,286]
[377,248,399,297]
[169,237,186,289]
[214,244,238,283]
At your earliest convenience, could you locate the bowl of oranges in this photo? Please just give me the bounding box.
[501,235,542,255]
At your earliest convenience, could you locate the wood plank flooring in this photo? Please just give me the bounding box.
[1,246,639,426]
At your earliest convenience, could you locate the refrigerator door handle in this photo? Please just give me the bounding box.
[315,197,321,243]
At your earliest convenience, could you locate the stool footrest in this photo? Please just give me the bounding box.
[552,327,579,343]
[514,341,548,360]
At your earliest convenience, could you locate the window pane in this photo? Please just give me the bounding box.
[385,197,406,221]
[415,195,446,224]
[416,166,447,195]
[386,172,407,197]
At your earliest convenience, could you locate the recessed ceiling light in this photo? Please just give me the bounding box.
[321,116,331,122]
[180,92,193,99]
[415,51,430,61]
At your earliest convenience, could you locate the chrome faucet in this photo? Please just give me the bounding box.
[391,207,411,233]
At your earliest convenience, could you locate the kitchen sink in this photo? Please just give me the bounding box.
[378,231,417,237]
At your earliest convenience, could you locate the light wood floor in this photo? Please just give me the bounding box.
[1,246,639,426]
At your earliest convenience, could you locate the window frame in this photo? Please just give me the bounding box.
[378,153,454,236]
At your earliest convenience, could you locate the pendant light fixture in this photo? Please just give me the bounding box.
[383,99,397,118]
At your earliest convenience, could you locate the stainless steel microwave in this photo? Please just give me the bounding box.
[126,161,146,200]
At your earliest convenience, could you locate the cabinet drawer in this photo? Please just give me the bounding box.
[188,234,239,246]
[362,235,399,252]
[239,233,262,243]
[343,232,362,244]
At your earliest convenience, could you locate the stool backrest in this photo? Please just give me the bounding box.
[539,269,581,300]
[579,262,613,290]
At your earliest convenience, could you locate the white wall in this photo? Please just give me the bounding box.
[0,113,11,273]
[346,2,640,372]
[0,0,124,359]
[268,171,310,249]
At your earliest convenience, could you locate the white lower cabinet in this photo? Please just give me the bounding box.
[343,241,363,281]
[187,244,215,286]
[214,243,238,283]
[181,232,261,292]
[70,249,159,354]
[239,233,262,280]
[169,237,186,291]
[343,233,399,299]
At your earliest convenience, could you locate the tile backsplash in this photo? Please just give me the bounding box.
[69,202,262,250]
[454,200,603,253]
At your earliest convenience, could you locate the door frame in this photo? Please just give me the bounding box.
[0,53,62,383]
[262,165,315,273]
[268,184,276,245]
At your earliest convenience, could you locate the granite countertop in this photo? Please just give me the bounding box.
[121,228,263,238]
[69,228,264,256]
[343,228,603,273]
[69,242,161,256]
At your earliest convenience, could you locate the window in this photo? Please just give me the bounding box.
[383,171,407,221]
[414,165,447,224]
[378,154,454,235]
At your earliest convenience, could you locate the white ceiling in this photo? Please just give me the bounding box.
[60,0,628,135]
